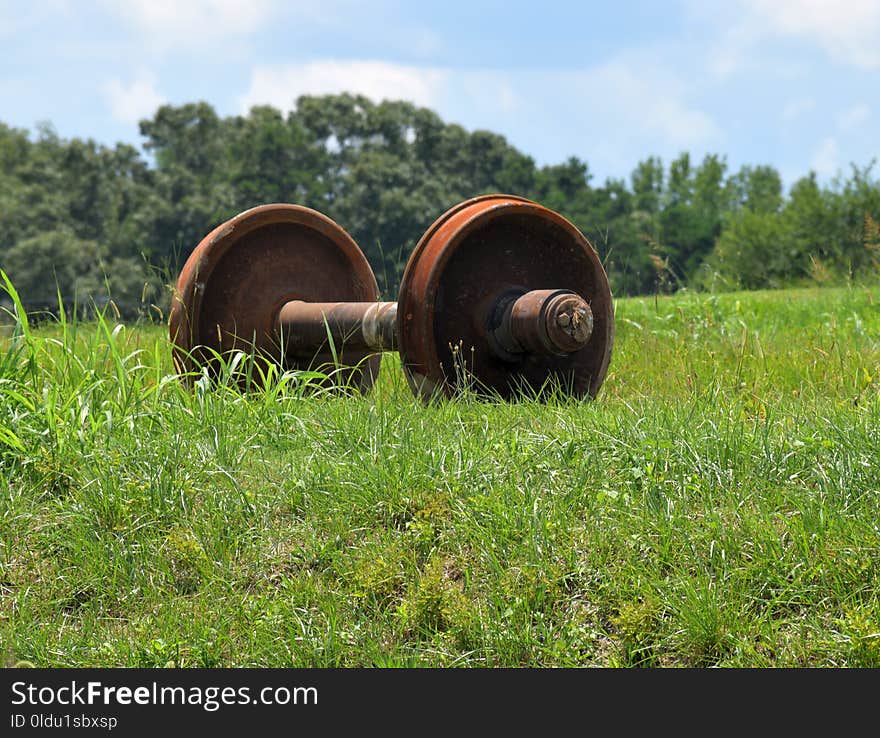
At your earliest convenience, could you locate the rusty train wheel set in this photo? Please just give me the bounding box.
[169,195,615,402]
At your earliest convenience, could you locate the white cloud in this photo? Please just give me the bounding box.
[236,57,720,178]
[239,60,448,112]
[572,61,721,151]
[238,57,719,170]
[452,70,524,118]
[742,0,880,69]
[837,103,871,131]
[104,0,277,43]
[440,58,722,176]
[644,99,721,150]
[811,136,839,176]
[103,70,166,124]
[782,97,816,120]
[706,0,880,75]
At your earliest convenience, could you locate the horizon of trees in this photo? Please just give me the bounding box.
[1,93,879,318]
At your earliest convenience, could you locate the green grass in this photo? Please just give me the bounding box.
[1,282,879,667]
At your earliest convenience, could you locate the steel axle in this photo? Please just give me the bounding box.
[275,289,593,362]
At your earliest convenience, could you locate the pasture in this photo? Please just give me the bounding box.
[1,283,879,666]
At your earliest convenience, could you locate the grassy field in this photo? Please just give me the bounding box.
[1,282,879,667]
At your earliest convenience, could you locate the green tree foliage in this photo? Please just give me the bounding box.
[725,165,783,214]
[1,98,879,317]
[700,164,880,290]
[0,123,159,317]
[703,209,793,290]
[657,153,729,283]
[1,229,151,317]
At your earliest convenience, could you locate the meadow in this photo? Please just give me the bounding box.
[1,281,879,667]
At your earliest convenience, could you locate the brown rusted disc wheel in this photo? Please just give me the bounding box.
[397,194,614,401]
[169,204,381,392]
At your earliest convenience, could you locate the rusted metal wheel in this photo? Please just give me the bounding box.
[169,203,381,392]
[397,194,614,401]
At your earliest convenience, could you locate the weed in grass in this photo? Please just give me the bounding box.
[839,607,880,667]
[610,597,663,667]
[163,527,210,595]
[397,556,472,639]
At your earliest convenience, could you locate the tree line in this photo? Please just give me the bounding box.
[1,93,879,318]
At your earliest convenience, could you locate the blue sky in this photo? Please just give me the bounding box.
[1,0,878,188]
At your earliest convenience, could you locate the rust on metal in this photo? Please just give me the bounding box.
[276,300,397,355]
[170,196,614,403]
[533,290,594,353]
[491,288,594,358]
[169,203,381,392]
[396,194,614,401]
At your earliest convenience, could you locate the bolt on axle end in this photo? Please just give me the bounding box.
[542,291,594,353]
[489,288,594,361]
